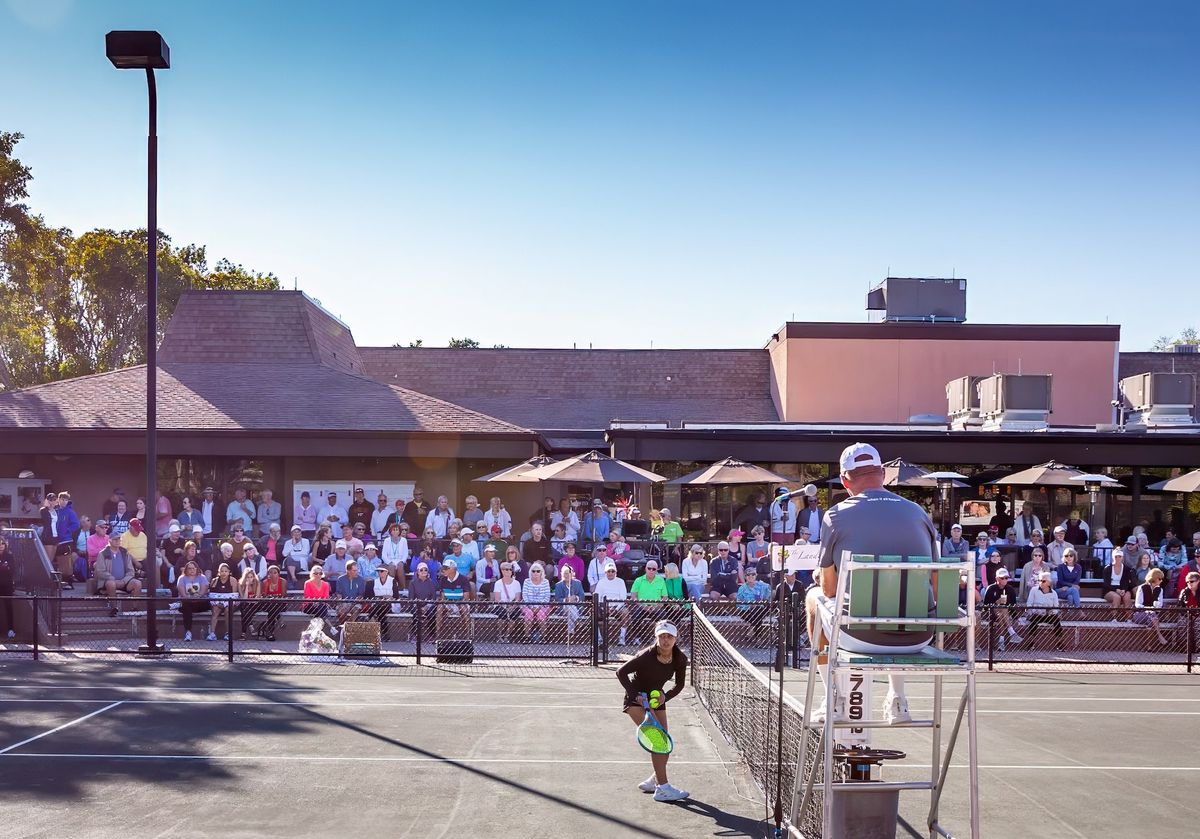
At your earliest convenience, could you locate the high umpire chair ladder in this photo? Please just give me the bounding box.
[790,551,980,839]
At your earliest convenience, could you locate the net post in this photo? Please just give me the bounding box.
[415,601,423,665]
[31,594,39,661]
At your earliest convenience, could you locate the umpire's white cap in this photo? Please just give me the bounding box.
[839,442,882,473]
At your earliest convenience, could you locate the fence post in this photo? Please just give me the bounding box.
[32,595,39,661]
[415,602,423,666]
[987,605,995,672]
[601,598,609,664]
[589,593,599,667]
[689,599,697,687]
[227,603,235,663]
[1187,609,1195,674]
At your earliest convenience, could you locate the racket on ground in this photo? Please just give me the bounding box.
[636,694,673,755]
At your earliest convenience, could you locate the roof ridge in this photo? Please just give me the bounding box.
[0,364,148,397]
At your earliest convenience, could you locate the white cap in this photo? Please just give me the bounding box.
[335,539,348,549]
[364,543,378,552]
[483,544,496,554]
[1038,571,1053,581]
[950,523,962,531]
[603,561,617,571]
[839,442,882,473]
[654,620,678,638]
[1053,525,1066,534]
[168,524,180,533]
[291,524,302,532]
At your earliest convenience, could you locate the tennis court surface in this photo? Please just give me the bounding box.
[1,661,1197,839]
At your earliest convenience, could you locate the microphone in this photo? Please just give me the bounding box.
[777,484,818,500]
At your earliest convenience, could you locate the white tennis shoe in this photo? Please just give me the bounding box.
[638,774,658,792]
[654,783,690,802]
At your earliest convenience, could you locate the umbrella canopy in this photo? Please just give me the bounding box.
[667,457,790,486]
[471,455,559,484]
[521,450,666,484]
[990,461,1090,487]
[881,458,970,489]
[1146,469,1200,493]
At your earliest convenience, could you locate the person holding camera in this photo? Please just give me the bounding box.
[982,567,1023,650]
[175,559,210,642]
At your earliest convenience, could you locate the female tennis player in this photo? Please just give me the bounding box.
[616,619,690,802]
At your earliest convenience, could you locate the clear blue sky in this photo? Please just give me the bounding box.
[3,0,1197,351]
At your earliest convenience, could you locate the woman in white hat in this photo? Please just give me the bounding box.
[616,619,690,803]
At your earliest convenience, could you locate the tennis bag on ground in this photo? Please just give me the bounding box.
[436,639,474,663]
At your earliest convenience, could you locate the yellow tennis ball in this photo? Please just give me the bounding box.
[649,690,662,709]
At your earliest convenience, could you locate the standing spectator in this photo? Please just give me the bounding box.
[769,487,798,545]
[1101,550,1136,621]
[550,499,580,542]
[557,541,585,589]
[1132,568,1169,646]
[799,494,823,544]
[1013,502,1042,545]
[317,492,349,536]
[259,565,288,641]
[531,496,556,533]
[583,500,611,548]
[255,489,281,537]
[1025,571,1066,651]
[402,487,432,532]
[40,492,72,579]
[370,492,392,540]
[1047,526,1073,568]
[280,525,309,590]
[348,488,374,532]
[382,498,407,532]
[0,537,14,638]
[225,488,256,536]
[461,495,485,531]
[120,518,149,580]
[199,487,224,538]
[621,505,650,539]
[491,561,522,642]
[681,544,709,600]
[294,491,318,539]
[95,531,141,615]
[238,568,263,639]
[708,541,740,601]
[176,495,203,533]
[521,563,553,642]
[380,522,410,573]
[56,490,80,546]
[154,492,173,538]
[982,568,1023,650]
[102,487,124,519]
[175,559,209,642]
[1060,509,1089,546]
[425,495,456,539]
[988,499,1014,538]
[484,497,512,538]
[522,522,553,569]
[942,524,969,558]
[658,509,684,545]
[552,564,586,640]
[733,493,770,539]
[475,543,501,597]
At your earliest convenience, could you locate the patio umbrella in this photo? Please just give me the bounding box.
[666,457,790,486]
[521,450,667,484]
[1146,469,1200,493]
[881,458,969,488]
[989,461,1089,487]
[472,455,558,484]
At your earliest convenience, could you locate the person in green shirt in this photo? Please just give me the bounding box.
[658,509,684,543]
[630,560,669,645]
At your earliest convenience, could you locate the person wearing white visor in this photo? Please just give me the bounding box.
[616,619,690,802]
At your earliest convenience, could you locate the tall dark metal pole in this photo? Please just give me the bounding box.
[140,67,163,655]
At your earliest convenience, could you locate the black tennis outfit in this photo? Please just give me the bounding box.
[616,645,688,710]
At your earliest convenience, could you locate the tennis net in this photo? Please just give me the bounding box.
[691,603,822,838]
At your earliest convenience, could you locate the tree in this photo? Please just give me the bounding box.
[0,131,32,237]
[1152,328,1199,351]
[447,337,479,348]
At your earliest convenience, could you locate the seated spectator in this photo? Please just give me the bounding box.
[629,560,668,646]
[1018,529,1045,565]
[942,523,969,558]
[959,571,980,609]
[1132,567,1168,646]
[552,563,586,640]
[446,518,464,542]
[621,505,650,539]
[724,529,745,567]
[409,544,441,579]
[681,545,709,600]
[981,567,1023,650]
[491,561,522,642]
[364,564,397,640]
[380,522,410,573]
[324,540,349,582]
[1060,509,1089,546]
[980,547,1006,586]
[475,543,501,597]
[237,543,267,579]
[459,527,480,563]
[222,524,251,567]
[356,542,383,578]
[1055,548,1083,608]
[120,518,149,580]
[550,499,580,542]
[744,527,770,578]
[736,567,773,640]
[176,540,201,585]
[418,528,443,565]
[333,558,368,629]
[347,522,368,553]
[160,524,187,583]
[1133,551,1156,585]
[550,522,570,555]
[1101,550,1136,621]
[207,562,238,641]
[71,515,92,583]
[107,499,131,537]
[474,518,490,543]
[1089,527,1114,576]
[1179,572,1200,648]
[969,532,991,575]
[557,541,586,590]
[594,560,629,645]
[522,522,553,570]
[708,542,740,601]
[258,523,285,570]
[408,561,439,606]
[1177,546,1200,596]
[1159,539,1186,587]
[370,492,392,540]
[484,497,512,539]
[94,531,141,616]
[175,559,210,642]
[1025,571,1065,650]
[436,556,473,638]
[484,525,509,563]
[662,562,685,600]
[607,530,629,559]
[86,519,111,574]
[238,568,263,639]
[504,545,528,584]
[259,564,288,641]
[425,495,456,539]
[1018,546,1054,604]
[302,565,333,630]
[586,544,612,589]
[1047,526,1073,568]
[282,526,310,590]
[444,539,474,583]
[521,563,553,642]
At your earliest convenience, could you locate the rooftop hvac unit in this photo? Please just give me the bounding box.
[1121,373,1196,430]
[1171,343,1198,354]
[866,277,967,323]
[946,376,984,430]
[978,374,1052,432]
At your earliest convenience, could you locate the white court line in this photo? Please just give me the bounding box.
[0,753,1195,772]
[0,686,613,696]
[902,696,1200,703]
[0,702,123,756]
[0,699,617,708]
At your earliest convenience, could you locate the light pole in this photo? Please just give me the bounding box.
[1070,473,1121,531]
[926,472,968,539]
[106,31,170,655]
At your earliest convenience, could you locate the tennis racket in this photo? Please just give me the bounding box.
[636,693,673,755]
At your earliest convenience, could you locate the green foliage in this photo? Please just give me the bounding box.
[447,337,480,348]
[0,131,281,391]
[1152,328,1198,351]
